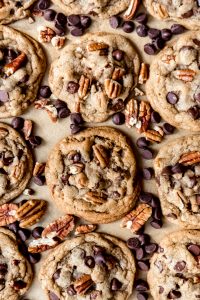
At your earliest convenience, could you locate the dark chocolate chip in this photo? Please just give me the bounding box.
[0,90,9,102]
[163,123,175,134]
[29,252,41,264]
[67,81,79,94]
[153,207,162,220]
[0,264,7,275]
[174,261,186,272]
[122,21,135,33]
[137,260,150,271]
[13,280,27,290]
[94,252,106,265]
[162,166,172,175]
[127,237,140,250]
[44,9,56,21]
[70,113,83,125]
[135,279,149,291]
[54,24,66,36]
[153,37,165,50]
[112,49,124,61]
[112,112,125,125]
[32,226,44,239]
[18,228,31,242]
[33,175,46,186]
[53,269,61,281]
[139,192,153,204]
[70,124,82,135]
[188,106,199,120]
[109,15,121,28]
[80,16,91,28]
[137,292,148,300]
[28,136,42,148]
[138,234,150,246]
[145,243,158,254]
[151,111,161,123]
[57,107,70,118]
[67,285,76,296]
[49,291,60,300]
[136,137,149,148]
[54,99,68,109]
[140,148,154,160]
[142,167,154,180]
[135,13,148,24]
[167,92,179,104]
[182,9,193,18]
[55,13,67,26]
[144,43,157,55]
[188,244,200,256]
[161,29,172,41]
[136,25,148,37]
[148,28,160,39]
[7,221,19,233]
[150,219,163,229]
[159,286,164,294]
[110,99,125,111]
[67,14,80,26]
[171,24,186,34]
[11,117,24,130]
[39,85,52,98]
[171,163,183,174]
[85,256,95,268]
[136,248,145,260]
[110,278,122,291]
[168,290,182,299]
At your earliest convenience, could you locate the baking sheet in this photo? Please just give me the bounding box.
[7,3,191,299]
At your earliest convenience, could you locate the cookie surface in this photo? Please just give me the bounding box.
[146,31,200,131]
[0,227,33,300]
[148,230,200,299]
[0,1,36,24]
[39,232,136,300]
[45,126,139,223]
[51,0,129,18]
[49,32,140,122]
[143,0,200,29]
[0,25,46,118]
[154,134,200,228]
[0,122,33,205]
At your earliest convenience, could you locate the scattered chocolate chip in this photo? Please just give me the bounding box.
[139,192,153,204]
[112,112,125,125]
[55,13,67,26]
[137,292,148,300]
[0,90,9,103]
[109,15,121,28]
[138,234,150,246]
[28,136,42,148]
[38,0,50,10]
[137,260,150,271]
[159,286,164,294]
[182,9,193,18]
[67,81,79,94]
[11,117,24,130]
[94,252,106,265]
[54,24,66,36]
[67,285,76,296]
[150,219,163,229]
[166,92,179,104]
[135,279,149,292]
[150,197,160,208]
[171,24,186,34]
[44,9,56,21]
[127,237,140,249]
[39,85,51,98]
[140,147,154,160]
[148,28,160,39]
[70,113,83,125]
[163,123,175,134]
[70,124,82,134]
[54,99,68,109]
[188,106,199,120]
[136,25,148,37]
[162,166,172,175]
[136,248,145,260]
[67,14,80,26]
[85,256,95,268]
[112,49,124,61]
[168,290,182,299]
[135,13,148,24]
[80,16,91,29]
[53,269,61,281]
[0,264,7,275]
[7,221,19,233]
[174,261,186,272]
[145,243,158,254]
[151,111,161,123]
[33,175,46,186]
[110,99,125,111]
[70,27,84,36]
[188,244,200,256]
[161,29,172,41]
[32,226,44,239]
[49,291,60,300]
[142,167,154,180]
[13,280,27,290]
[18,228,31,242]
[57,107,70,118]
[29,253,41,264]
[144,43,157,55]
[153,37,165,50]
[110,278,122,291]
[136,137,149,148]
[122,21,134,33]
[153,207,162,220]
[171,163,183,174]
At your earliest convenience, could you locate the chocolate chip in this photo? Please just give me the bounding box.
[122,21,134,33]
[67,14,80,26]
[188,244,200,256]
[38,0,50,10]
[67,81,79,94]
[139,192,153,204]
[136,25,148,37]
[188,106,199,120]
[49,291,60,300]
[70,27,84,36]
[53,269,61,281]
[11,117,24,130]
[171,24,186,34]
[136,137,149,148]
[44,9,56,21]
[153,37,165,50]
[161,166,172,175]
[163,123,175,134]
[161,29,172,41]
[94,252,106,265]
[85,256,95,268]
[13,280,27,290]
[166,92,179,105]
[33,175,46,186]
[144,43,157,55]
[58,107,70,118]
[67,285,76,296]
[54,24,66,36]
[153,207,162,220]
[110,278,122,291]
[110,99,125,111]
[7,221,19,233]
[174,261,186,272]
[135,279,149,291]
[171,163,183,174]
[148,28,160,39]
[151,111,161,123]
[28,136,42,148]
[32,226,44,239]
[55,13,67,26]
[140,148,153,160]
[109,15,121,28]
[137,292,148,300]
[194,93,200,104]
[39,85,51,98]
[150,219,163,229]
[151,197,160,208]
[112,49,124,61]
[112,112,125,125]
[127,237,140,250]
[168,290,182,299]
[159,286,164,294]
[193,39,200,46]
[18,228,31,242]
[0,264,7,275]
[182,9,193,18]
[135,13,148,24]
[142,168,154,180]
[136,248,145,260]
[145,243,158,254]
[29,253,41,264]
[80,16,91,28]
[70,124,82,135]
[137,260,150,271]
[54,99,67,109]
[70,113,83,125]
[0,90,9,103]
[138,234,150,246]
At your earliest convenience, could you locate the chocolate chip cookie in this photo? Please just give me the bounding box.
[0,122,33,205]
[147,230,200,299]
[39,232,136,300]
[0,227,33,299]
[51,0,129,18]
[154,134,200,228]
[146,31,200,131]
[143,0,200,29]
[45,126,139,223]
[49,32,140,123]
[0,1,36,24]
[0,25,46,118]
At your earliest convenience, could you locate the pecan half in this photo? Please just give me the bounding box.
[28,237,59,253]
[121,203,152,233]
[138,100,151,133]
[87,42,109,52]
[179,151,200,165]
[174,69,196,82]
[104,79,122,99]
[33,162,46,177]
[42,214,75,240]
[75,224,97,235]
[78,75,90,98]
[22,119,33,140]
[138,63,149,84]
[84,192,107,204]
[125,98,139,128]
[112,67,126,81]
[38,26,56,43]
[143,127,163,143]
[16,200,47,228]
[0,203,18,226]
[92,144,108,169]
[156,3,169,18]
[4,53,27,76]
[123,0,140,20]
[74,274,94,295]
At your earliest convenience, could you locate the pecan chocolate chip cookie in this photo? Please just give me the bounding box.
[0,122,33,205]
[146,31,200,131]
[0,25,46,118]
[143,0,200,29]
[49,32,140,122]
[39,232,136,300]
[154,134,200,228]
[0,227,33,299]
[0,1,36,24]
[51,0,129,18]
[45,127,139,223]
[148,230,200,300]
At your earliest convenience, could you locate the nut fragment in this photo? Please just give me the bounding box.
[22,119,33,140]
[104,79,122,99]
[34,99,50,109]
[51,36,66,49]
[0,128,8,139]
[0,203,18,226]
[112,67,126,81]
[78,75,90,98]
[138,100,151,133]
[74,274,94,295]
[16,200,47,228]
[138,63,149,84]
[179,151,200,165]
[143,127,163,143]
[92,144,108,169]
[28,237,59,253]
[121,203,152,233]
[125,98,139,128]
[42,214,75,240]
[84,192,107,204]
[75,224,97,235]
[87,42,109,52]
[123,0,140,20]
[155,3,169,18]
[33,162,46,177]
[4,53,27,76]
[174,69,196,82]
[38,26,56,43]
[68,163,84,175]
[134,87,144,96]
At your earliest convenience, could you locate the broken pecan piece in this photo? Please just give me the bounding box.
[42,214,75,240]
[87,42,109,52]
[4,53,27,76]
[84,192,107,204]
[125,98,139,128]
[38,26,56,43]
[121,203,152,233]
[22,119,33,140]
[78,75,90,98]
[74,274,94,295]
[156,3,169,18]
[174,69,196,82]
[16,200,47,228]
[179,151,200,165]
[112,67,126,81]
[75,224,97,235]
[138,63,149,84]
[28,237,59,253]
[104,79,122,99]
[123,0,140,20]
[138,100,151,133]
[33,162,46,177]
[0,203,18,226]
[92,144,108,169]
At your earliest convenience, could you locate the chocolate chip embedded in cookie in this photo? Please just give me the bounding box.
[39,232,136,300]
[154,134,200,228]
[45,126,139,223]
[143,0,200,29]
[147,230,200,300]
[146,31,200,131]
[0,25,46,118]
[49,32,140,123]
[51,0,129,18]
[0,227,33,299]
[0,122,33,205]
[0,1,36,24]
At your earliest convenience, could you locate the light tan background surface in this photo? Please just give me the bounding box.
[6,2,192,299]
